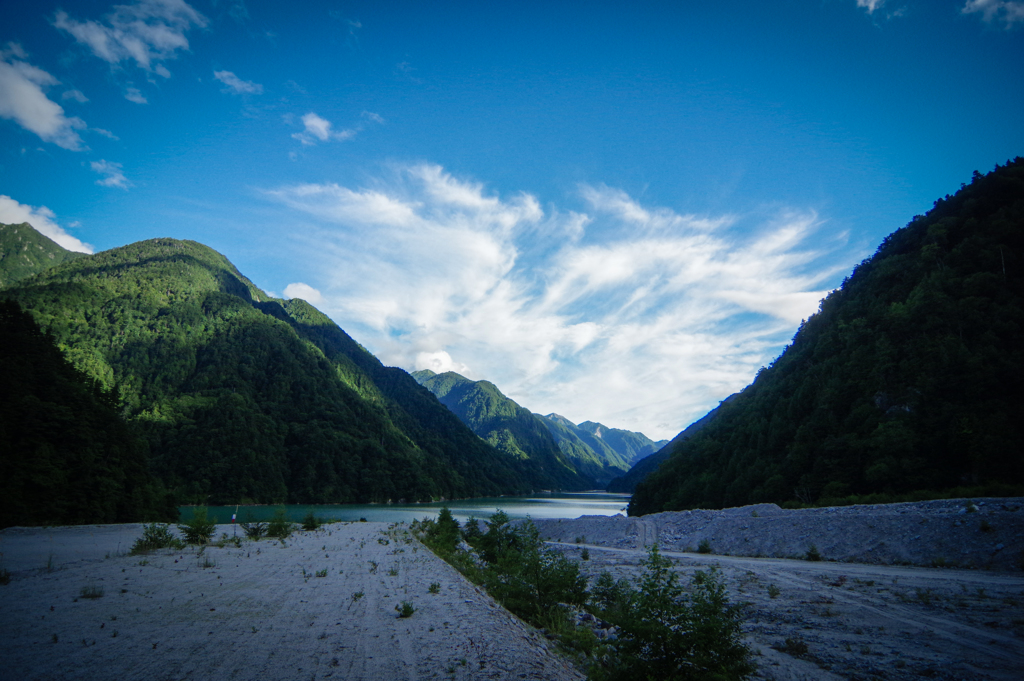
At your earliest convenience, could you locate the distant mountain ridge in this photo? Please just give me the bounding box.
[412,369,667,488]
[1,232,568,506]
[536,413,668,487]
[630,159,1024,515]
[411,370,595,490]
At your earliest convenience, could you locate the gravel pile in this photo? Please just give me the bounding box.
[535,497,1024,571]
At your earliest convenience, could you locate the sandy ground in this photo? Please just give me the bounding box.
[0,522,582,681]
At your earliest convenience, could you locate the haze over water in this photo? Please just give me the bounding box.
[188,492,630,526]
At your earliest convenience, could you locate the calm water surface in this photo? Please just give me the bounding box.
[184,492,630,525]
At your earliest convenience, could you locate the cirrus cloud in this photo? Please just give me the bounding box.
[53,0,208,78]
[264,164,857,439]
[214,70,263,95]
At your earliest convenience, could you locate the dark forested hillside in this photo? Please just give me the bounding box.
[0,300,174,527]
[412,370,595,490]
[630,159,1024,516]
[605,397,729,493]
[2,237,551,505]
[0,222,84,288]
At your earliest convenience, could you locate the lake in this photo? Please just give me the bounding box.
[182,492,631,526]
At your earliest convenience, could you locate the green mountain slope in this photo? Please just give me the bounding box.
[0,300,174,527]
[630,159,1024,516]
[537,413,669,487]
[575,420,668,467]
[412,370,595,490]
[2,237,545,505]
[0,222,84,289]
[534,413,628,486]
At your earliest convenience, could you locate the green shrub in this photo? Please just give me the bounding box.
[178,507,216,545]
[590,545,753,681]
[428,582,441,594]
[805,544,822,561]
[267,508,293,538]
[130,523,184,553]
[240,517,267,540]
[301,511,322,531]
[395,601,415,618]
[697,539,712,554]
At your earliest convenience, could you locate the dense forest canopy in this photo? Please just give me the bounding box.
[630,159,1024,516]
[1,237,567,510]
[0,299,175,527]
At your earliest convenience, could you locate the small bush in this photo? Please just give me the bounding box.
[178,507,216,545]
[581,547,590,561]
[428,582,440,594]
[767,583,781,599]
[80,585,104,599]
[697,538,712,554]
[805,545,822,561]
[301,511,322,531]
[131,523,184,553]
[980,519,993,533]
[315,568,328,578]
[778,636,808,656]
[240,516,268,540]
[395,601,415,618]
[352,591,364,601]
[267,508,293,539]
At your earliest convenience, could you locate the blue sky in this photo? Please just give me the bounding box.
[1,0,1022,439]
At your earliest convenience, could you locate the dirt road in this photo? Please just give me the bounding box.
[550,541,1024,681]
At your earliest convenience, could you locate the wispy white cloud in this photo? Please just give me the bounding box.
[265,164,854,439]
[214,70,263,94]
[53,0,207,79]
[291,112,356,145]
[62,89,88,103]
[283,282,324,304]
[962,0,1024,27]
[91,159,132,188]
[0,44,87,150]
[856,0,885,13]
[0,195,94,253]
[124,87,147,104]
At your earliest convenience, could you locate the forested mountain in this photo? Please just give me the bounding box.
[0,222,84,288]
[411,370,595,490]
[630,159,1024,516]
[0,300,175,527]
[1,237,561,506]
[537,413,668,487]
[605,397,730,493]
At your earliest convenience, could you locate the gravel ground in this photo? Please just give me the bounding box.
[0,522,582,681]
[534,498,1024,571]
[539,498,1024,681]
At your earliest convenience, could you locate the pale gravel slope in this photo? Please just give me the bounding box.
[0,522,582,681]
[534,498,1024,571]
